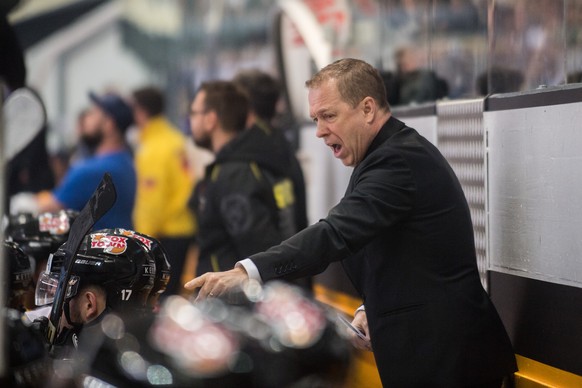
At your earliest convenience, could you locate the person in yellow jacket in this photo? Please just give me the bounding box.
[132,86,196,296]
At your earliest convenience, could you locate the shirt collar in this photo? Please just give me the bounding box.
[363,115,406,160]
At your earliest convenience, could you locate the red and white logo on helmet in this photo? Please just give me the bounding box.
[39,213,71,235]
[116,228,153,250]
[90,233,128,255]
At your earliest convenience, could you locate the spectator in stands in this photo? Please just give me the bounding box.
[131,86,196,296]
[567,71,582,83]
[476,66,524,95]
[35,91,136,230]
[383,46,449,106]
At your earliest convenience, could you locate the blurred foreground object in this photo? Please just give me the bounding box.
[0,308,49,388]
[78,281,352,387]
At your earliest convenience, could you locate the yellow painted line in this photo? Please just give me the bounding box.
[515,355,582,387]
[311,285,582,388]
[313,283,362,316]
[313,284,382,386]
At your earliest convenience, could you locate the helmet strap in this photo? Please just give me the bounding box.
[63,299,83,333]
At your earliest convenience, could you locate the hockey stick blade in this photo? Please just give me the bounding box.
[3,87,47,161]
[46,173,117,347]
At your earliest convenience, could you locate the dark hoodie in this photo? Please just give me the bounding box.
[191,124,303,275]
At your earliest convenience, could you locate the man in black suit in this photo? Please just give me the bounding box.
[185,58,517,387]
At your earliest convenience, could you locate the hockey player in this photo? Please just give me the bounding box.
[34,231,156,357]
[3,241,35,311]
[97,228,172,311]
[6,209,77,283]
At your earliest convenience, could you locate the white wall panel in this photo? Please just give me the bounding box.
[485,102,582,288]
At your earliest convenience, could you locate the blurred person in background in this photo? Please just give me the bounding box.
[68,106,99,164]
[383,46,449,106]
[34,91,136,230]
[131,86,196,296]
[233,69,308,232]
[476,66,524,95]
[567,70,582,83]
[47,107,98,190]
[233,69,311,292]
[188,81,304,283]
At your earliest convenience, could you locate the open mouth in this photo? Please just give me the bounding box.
[331,144,342,156]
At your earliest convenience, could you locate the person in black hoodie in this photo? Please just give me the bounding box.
[189,80,302,278]
[233,69,308,232]
[233,70,312,291]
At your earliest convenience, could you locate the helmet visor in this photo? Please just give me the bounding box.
[35,272,80,306]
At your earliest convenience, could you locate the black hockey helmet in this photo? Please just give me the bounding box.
[100,228,171,309]
[35,231,156,313]
[144,237,171,307]
[6,210,78,265]
[3,241,34,310]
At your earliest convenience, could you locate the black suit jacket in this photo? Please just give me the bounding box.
[250,117,516,386]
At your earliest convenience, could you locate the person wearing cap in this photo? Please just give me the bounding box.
[35,91,136,230]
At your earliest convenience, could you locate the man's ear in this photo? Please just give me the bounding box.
[84,290,103,321]
[362,97,376,123]
[204,109,218,131]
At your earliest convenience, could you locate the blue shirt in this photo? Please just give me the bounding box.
[54,150,136,230]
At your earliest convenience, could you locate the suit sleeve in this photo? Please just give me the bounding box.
[250,150,416,281]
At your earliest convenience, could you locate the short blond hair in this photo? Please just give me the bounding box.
[306,58,390,111]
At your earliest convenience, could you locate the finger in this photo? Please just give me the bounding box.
[353,336,372,351]
[194,288,207,302]
[194,277,217,302]
[184,274,206,290]
[202,287,219,299]
[194,282,214,302]
[350,337,367,350]
[365,339,372,351]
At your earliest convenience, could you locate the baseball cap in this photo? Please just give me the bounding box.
[89,91,134,132]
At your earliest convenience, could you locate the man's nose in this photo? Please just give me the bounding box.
[315,123,328,138]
